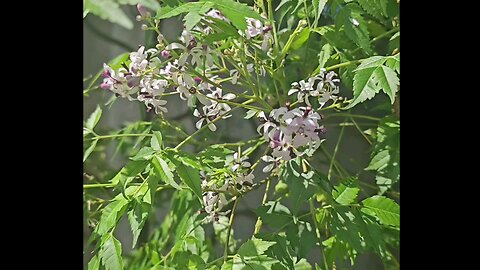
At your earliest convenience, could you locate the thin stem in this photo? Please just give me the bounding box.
[310,199,329,270]
[328,122,346,181]
[224,198,239,263]
[320,145,349,178]
[325,113,381,121]
[88,133,153,141]
[350,117,372,144]
[267,0,280,53]
[83,183,116,189]
[253,176,272,234]
[350,27,400,55]
[174,100,255,150]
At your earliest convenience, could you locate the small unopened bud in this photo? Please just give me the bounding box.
[161,49,171,58]
[157,33,164,43]
[137,4,148,17]
[303,106,312,117]
[136,15,142,22]
[263,25,273,33]
[187,39,197,50]
[100,83,110,90]
[194,77,202,84]
[141,24,148,30]
[101,70,110,78]
[285,102,291,110]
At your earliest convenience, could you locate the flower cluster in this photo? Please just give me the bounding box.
[101,46,169,113]
[288,69,340,108]
[244,18,274,52]
[201,176,228,222]
[258,105,326,172]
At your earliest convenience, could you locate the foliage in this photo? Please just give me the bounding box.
[84,0,400,269]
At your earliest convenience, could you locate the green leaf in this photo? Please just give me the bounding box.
[200,145,234,168]
[375,65,399,104]
[317,0,328,20]
[332,183,360,205]
[337,6,372,54]
[86,105,102,130]
[150,131,163,151]
[388,32,400,55]
[100,234,123,270]
[355,56,386,70]
[285,221,317,260]
[317,43,333,70]
[345,66,379,109]
[84,139,98,162]
[87,254,100,270]
[322,236,348,267]
[130,147,156,161]
[175,162,203,201]
[152,155,181,190]
[208,0,263,30]
[204,17,240,43]
[184,12,203,30]
[128,199,150,248]
[157,1,213,19]
[255,233,295,269]
[282,159,317,214]
[255,201,292,229]
[293,259,313,270]
[361,195,399,226]
[214,216,236,251]
[117,0,160,10]
[357,0,389,19]
[233,255,279,270]
[111,160,149,186]
[385,53,400,74]
[290,28,311,50]
[95,197,130,236]
[84,0,133,29]
[345,57,400,109]
[368,117,399,194]
[365,149,390,171]
[238,238,276,257]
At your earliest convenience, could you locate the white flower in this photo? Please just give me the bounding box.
[272,146,292,161]
[206,9,229,21]
[244,18,274,52]
[315,69,340,107]
[137,77,169,113]
[168,31,217,68]
[229,63,253,84]
[193,106,218,131]
[202,181,229,222]
[288,77,320,106]
[261,155,281,173]
[207,87,236,114]
[237,171,254,186]
[100,64,138,100]
[256,111,278,139]
[246,18,263,38]
[232,151,251,172]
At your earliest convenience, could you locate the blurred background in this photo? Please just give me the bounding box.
[84,3,394,269]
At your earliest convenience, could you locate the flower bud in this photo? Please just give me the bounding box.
[137,4,148,17]
[141,24,148,30]
[161,49,171,58]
